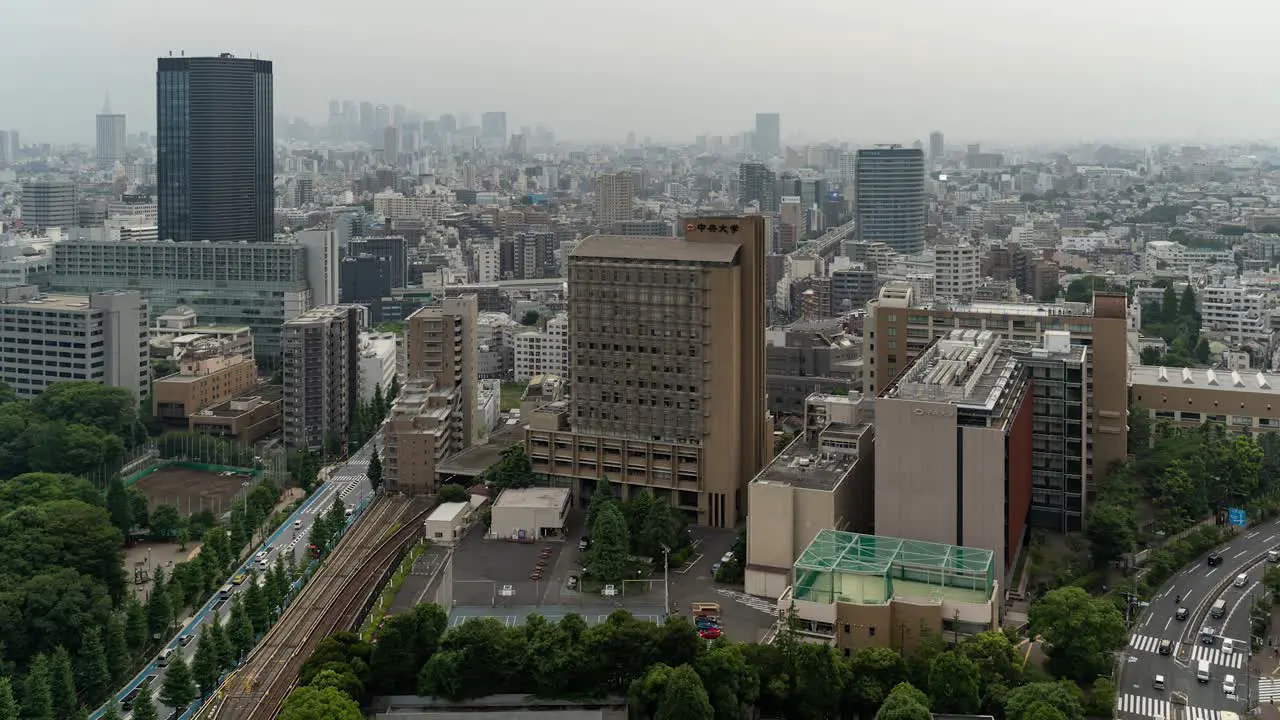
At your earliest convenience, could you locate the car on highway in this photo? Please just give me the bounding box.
[1176,606,1189,621]
[178,634,193,648]
[1223,674,1236,696]
[1223,638,1235,654]
[1271,549,1280,563]
[1234,573,1248,587]
[232,571,248,585]
[1201,626,1216,645]
[1153,674,1166,691]
[1158,639,1172,655]
[1208,552,1223,566]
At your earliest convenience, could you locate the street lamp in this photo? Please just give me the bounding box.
[660,544,671,617]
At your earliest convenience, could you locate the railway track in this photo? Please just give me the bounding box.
[210,495,432,720]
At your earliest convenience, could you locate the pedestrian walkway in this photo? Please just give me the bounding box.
[1130,633,1170,654]
[714,587,778,616]
[1116,694,1225,720]
[1188,642,1246,670]
[1259,677,1280,703]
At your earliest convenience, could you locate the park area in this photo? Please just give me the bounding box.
[132,463,255,517]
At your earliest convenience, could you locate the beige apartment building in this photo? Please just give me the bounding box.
[382,378,459,495]
[1131,365,1280,433]
[525,216,770,528]
[864,283,1128,482]
[405,296,478,448]
[745,392,875,598]
[153,341,258,428]
[187,386,282,444]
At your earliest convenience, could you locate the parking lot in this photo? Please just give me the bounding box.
[446,512,779,643]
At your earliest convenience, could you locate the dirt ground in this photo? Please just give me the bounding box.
[133,466,250,517]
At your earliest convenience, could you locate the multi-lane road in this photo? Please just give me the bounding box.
[1119,520,1280,720]
[91,445,377,720]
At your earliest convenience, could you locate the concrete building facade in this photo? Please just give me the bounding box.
[282,304,361,449]
[0,284,149,398]
[1131,365,1280,433]
[594,171,635,232]
[525,215,769,528]
[21,180,78,230]
[406,296,478,448]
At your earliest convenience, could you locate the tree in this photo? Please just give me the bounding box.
[955,630,1022,708]
[1195,337,1211,364]
[104,612,129,683]
[104,475,134,538]
[0,676,18,720]
[367,448,383,492]
[228,596,254,660]
[74,628,110,706]
[874,682,931,720]
[146,568,173,639]
[124,597,148,654]
[369,603,448,695]
[192,625,221,696]
[129,680,156,720]
[1162,285,1179,324]
[159,653,196,711]
[1029,587,1127,682]
[244,572,271,635]
[694,644,759,720]
[325,496,347,540]
[21,654,54,720]
[654,664,713,720]
[1064,276,1112,304]
[278,686,363,720]
[1004,681,1084,720]
[208,612,233,670]
[49,647,77,720]
[927,650,981,714]
[584,503,630,583]
[437,483,467,503]
[100,704,120,720]
[149,504,182,540]
[585,480,615,537]
[1085,501,1136,566]
[128,488,150,530]
[519,310,540,326]
[843,646,908,716]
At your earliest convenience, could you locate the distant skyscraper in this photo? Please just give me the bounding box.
[481,112,507,141]
[594,171,634,231]
[96,95,127,169]
[439,114,457,134]
[854,147,926,255]
[360,101,374,142]
[8,131,18,163]
[738,162,778,212]
[156,54,274,243]
[393,104,407,126]
[374,105,391,132]
[384,126,399,163]
[754,113,781,157]
[0,131,9,166]
[929,130,944,165]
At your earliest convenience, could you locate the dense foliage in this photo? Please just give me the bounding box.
[582,482,690,584]
[282,598,1118,720]
[0,381,142,481]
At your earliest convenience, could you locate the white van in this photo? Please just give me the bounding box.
[218,583,233,599]
[1234,573,1249,587]
[1197,659,1211,683]
[157,648,174,667]
[1270,549,1280,563]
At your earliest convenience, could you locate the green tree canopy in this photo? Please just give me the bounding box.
[1029,587,1126,682]
[278,686,364,720]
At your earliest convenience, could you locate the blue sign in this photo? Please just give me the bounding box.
[1229,507,1247,528]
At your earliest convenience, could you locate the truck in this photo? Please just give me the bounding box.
[1211,598,1227,618]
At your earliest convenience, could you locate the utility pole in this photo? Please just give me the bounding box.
[661,544,671,616]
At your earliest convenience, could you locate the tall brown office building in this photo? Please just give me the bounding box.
[525,215,769,527]
[864,285,1128,489]
[282,305,362,449]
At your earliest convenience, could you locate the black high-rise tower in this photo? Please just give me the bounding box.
[157,53,274,243]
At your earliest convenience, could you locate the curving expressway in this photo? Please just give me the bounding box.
[1118,522,1280,720]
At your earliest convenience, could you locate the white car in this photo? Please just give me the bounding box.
[1235,573,1248,587]
[1223,638,1235,654]
[1224,674,1236,696]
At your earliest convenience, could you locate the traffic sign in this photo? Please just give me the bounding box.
[1229,507,1247,528]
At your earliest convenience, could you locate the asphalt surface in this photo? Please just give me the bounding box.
[1119,521,1280,720]
[91,443,378,720]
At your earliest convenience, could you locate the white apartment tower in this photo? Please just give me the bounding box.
[513,312,569,381]
[934,241,981,302]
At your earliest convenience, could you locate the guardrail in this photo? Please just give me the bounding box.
[90,444,380,720]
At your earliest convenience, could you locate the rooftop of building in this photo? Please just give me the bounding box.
[872,282,1097,318]
[791,529,994,605]
[0,292,98,311]
[753,433,868,493]
[493,486,571,511]
[435,422,526,478]
[572,234,741,264]
[426,501,469,523]
[1131,364,1280,394]
[195,385,282,417]
[881,329,1024,413]
[284,304,359,325]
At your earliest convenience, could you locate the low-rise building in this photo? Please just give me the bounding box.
[745,392,875,599]
[1131,365,1280,433]
[187,386,282,444]
[489,486,571,541]
[424,501,471,545]
[382,378,459,495]
[779,530,998,654]
[153,342,258,428]
[520,375,564,417]
[765,321,860,416]
[358,331,398,402]
[513,312,568,381]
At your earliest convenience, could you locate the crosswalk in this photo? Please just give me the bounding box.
[714,588,778,615]
[1258,677,1280,702]
[1188,642,1245,669]
[1117,694,1225,720]
[1130,634,1171,654]
[1128,633,1244,669]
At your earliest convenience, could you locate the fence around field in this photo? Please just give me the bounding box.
[122,461,263,488]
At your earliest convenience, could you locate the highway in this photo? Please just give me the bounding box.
[1118,520,1280,720]
[91,444,377,720]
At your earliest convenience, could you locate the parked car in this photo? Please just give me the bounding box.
[578,537,590,551]
[566,575,579,590]
[695,616,719,629]
[700,626,722,640]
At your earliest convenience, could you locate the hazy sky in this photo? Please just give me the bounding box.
[6,0,1279,146]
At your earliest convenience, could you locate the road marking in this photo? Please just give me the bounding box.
[1129,633,1167,654]
[1248,531,1261,539]
[1207,568,1218,578]
[1267,534,1277,543]
[1222,581,1259,630]
[1187,642,1245,669]
[1233,549,1248,559]
[1183,591,1193,603]
[1259,677,1280,702]
[1164,617,1172,632]
[1116,693,1170,719]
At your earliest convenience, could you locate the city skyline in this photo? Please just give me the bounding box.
[7,0,1280,145]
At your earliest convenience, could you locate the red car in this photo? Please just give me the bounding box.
[699,627,722,640]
